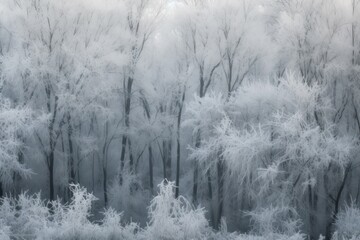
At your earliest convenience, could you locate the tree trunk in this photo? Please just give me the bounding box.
[119,77,133,183]
[13,147,24,196]
[175,89,185,198]
[47,92,57,202]
[102,119,109,207]
[192,161,199,205]
[119,136,127,184]
[148,145,154,193]
[175,135,181,198]
[0,182,3,198]
[49,151,55,201]
[326,164,352,239]
[103,166,108,207]
[216,158,225,229]
[352,0,356,66]
[192,131,201,204]
[162,140,172,180]
[308,184,314,238]
[166,140,172,180]
[128,138,135,173]
[92,153,95,192]
[67,113,76,197]
[207,170,215,227]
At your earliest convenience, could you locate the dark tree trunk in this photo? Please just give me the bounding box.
[175,136,181,198]
[67,113,76,196]
[192,130,201,204]
[148,145,154,193]
[120,77,133,183]
[216,158,225,229]
[119,136,127,184]
[49,151,55,201]
[103,166,108,207]
[166,140,172,180]
[141,95,154,193]
[161,139,172,180]
[47,92,58,202]
[308,179,315,238]
[92,153,95,192]
[0,182,3,198]
[207,170,215,227]
[175,89,185,198]
[128,138,135,172]
[162,142,167,180]
[192,161,199,205]
[102,119,109,207]
[326,164,352,239]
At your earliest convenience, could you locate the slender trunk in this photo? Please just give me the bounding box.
[103,119,109,207]
[13,147,24,196]
[327,164,352,238]
[162,139,172,180]
[128,138,135,173]
[0,182,3,198]
[324,171,331,240]
[308,175,315,239]
[120,77,133,183]
[175,89,185,198]
[192,161,199,205]
[49,151,55,201]
[207,170,215,227]
[166,140,172,180]
[103,166,108,208]
[67,113,76,187]
[352,0,356,66]
[192,131,201,204]
[141,96,154,192]
[148,145,154,193]
[76,123,82,184]
[175,136,181,198]
[193,76,205,204]
[162,141,167,180]
[92,153,95,192]
[356,176,360,204]
[119,136,127,184]
[216,158,225,229]
[47,91,57,202]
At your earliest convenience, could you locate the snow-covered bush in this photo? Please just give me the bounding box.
[333,205,360,240]
[0,223,10,240]
[247,205,303,239]
[0,192,49,238]
[108,173,149,224]
[145,180,210,240]
[39,184,139,240]
[0,182,214,240]
[0,181,335,240]
[0,184,138,240]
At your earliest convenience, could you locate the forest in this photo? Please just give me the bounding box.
[0,0,360,239]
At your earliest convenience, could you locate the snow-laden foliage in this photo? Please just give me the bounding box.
[1,0,360,239]
[247,205,302,236]
[333,205,360,240]
[108,173,148,223]
[146,180,210,240]
[186,72,356,237]
[0,97,32,186]
[187,74,354,195]
[0,184,138,240]
[0,182,311,240]
[0,192,47,238]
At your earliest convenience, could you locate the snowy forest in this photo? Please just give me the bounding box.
[0,0,360,239]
